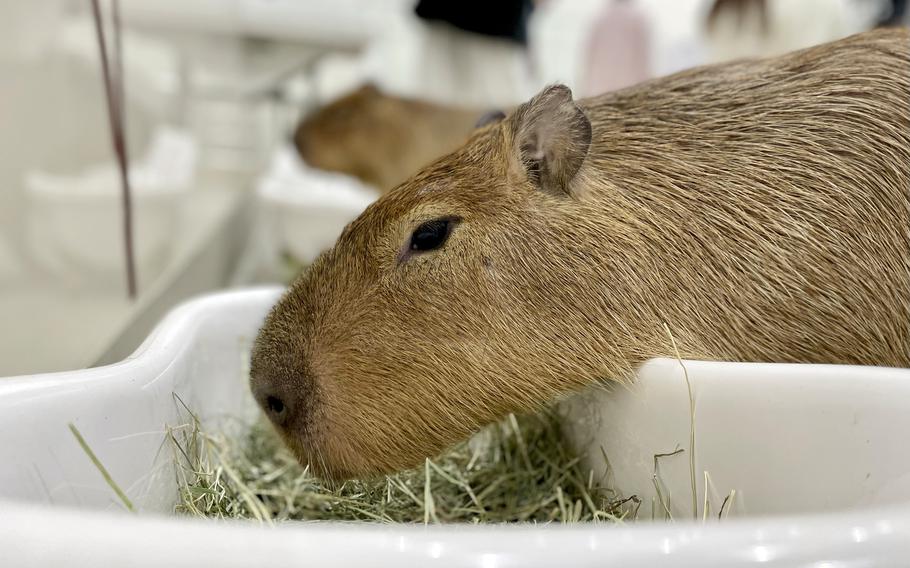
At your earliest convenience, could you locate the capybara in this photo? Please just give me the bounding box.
[294,84,484,193]
[253,29,910,480]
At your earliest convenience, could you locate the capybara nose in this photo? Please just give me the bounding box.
[295,135,310,162]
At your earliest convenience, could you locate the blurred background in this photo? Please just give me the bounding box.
[0,0,905,376]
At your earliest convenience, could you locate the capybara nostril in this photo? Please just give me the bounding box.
[266,395,286,418]
[253,386,291,427]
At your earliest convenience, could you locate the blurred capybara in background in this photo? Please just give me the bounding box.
[294,84,485,193]
[256,29,910,480]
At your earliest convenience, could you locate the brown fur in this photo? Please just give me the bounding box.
[294,84,482,193]
[254,29,910,481]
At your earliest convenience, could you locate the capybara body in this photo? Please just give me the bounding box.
[253,29,910,480]
[294,84,481,193]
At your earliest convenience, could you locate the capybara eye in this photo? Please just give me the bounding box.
[409,218,456,252]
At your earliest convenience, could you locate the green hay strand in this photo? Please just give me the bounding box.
[69,423,135,512]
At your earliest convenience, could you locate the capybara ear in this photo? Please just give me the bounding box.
[475,109,507,128]
[359,82,381,96]
[511,84,592,196]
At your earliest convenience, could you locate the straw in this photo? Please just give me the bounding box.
[69,423,135,512]
[663,322,698,520]
[172,410,632,524]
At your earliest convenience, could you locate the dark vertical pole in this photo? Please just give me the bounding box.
[112,0,125,120]
[90,0,137,299]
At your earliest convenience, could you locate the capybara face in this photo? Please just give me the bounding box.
[254,29,910,480]
[253,86,598,479]
[293,84,389,186]
[294,84,479,193]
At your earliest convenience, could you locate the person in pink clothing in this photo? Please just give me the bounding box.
[582,0,652,97]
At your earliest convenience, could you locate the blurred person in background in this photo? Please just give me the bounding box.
[294,0,540,193]
[877,0,908,26]
[581,0,652,97]
[703,0,884,63]
[410,0,535,107]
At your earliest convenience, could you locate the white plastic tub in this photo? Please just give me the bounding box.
[256,146,378,265]
[24,127,197,287]
[25,185,182,285]
[233,146,377,283]
[1,287,910,567]
[565,360,910,519]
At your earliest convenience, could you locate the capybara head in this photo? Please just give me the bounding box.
[294,83,481,193]
[254,29,910,480]
[253,86,594,479]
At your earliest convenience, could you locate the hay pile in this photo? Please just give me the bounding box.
[171,410,632,524]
